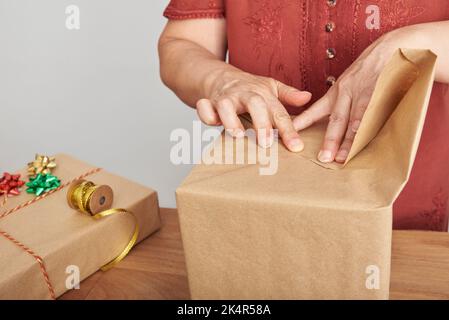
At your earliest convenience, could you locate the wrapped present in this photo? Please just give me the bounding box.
[176,49,437,299]
[0,154,161,299]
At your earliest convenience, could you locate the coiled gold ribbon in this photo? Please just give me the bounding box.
[67,180,139,271]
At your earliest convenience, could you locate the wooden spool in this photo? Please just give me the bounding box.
[67,179,114,215]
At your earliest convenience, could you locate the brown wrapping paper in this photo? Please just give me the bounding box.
[176,49,437,299]
[0,154,161,299]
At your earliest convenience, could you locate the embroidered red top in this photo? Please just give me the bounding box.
[164,0,449,231]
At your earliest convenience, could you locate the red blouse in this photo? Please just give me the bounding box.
[164,0,449,231]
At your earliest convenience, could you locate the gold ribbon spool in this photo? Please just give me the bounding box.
[67,179,139,271]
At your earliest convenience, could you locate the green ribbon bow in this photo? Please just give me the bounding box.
[26,173,61,196]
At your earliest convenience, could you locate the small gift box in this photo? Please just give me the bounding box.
[0,154,161,299]
[176,49,437,299]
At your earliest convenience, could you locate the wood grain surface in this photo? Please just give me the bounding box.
[61,208,449,300]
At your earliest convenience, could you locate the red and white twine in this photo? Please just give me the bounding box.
[0,167,102,299]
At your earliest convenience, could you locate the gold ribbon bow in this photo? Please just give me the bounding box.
[27,154,57,177]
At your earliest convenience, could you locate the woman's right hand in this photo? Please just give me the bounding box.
[197,69,312,152]
[160,19,311,152]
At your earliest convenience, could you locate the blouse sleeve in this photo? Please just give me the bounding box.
[163,0,225,20]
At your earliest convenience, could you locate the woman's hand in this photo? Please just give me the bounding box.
[292,34,398,163]
[292,19,449,163]
[159,19,311,152]
[197,70,312,151]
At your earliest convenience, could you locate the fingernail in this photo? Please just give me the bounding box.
[234,129,245,138]
[293,91,312,102]
[351,120,361,133]
[335,150,348,163]
[258,134,269,148]
[318,150,332,163]
[289,138,304,152]
[266,132,274,147]
[258,129,274,148]
[302,91,312,98]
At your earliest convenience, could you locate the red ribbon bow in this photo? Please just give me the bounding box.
[0,172,25,197]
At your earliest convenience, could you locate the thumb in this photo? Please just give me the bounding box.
[277,82,312,107]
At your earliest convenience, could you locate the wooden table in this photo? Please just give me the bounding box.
[61,208,449,300]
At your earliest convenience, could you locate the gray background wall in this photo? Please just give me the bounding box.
[0,0,203,208]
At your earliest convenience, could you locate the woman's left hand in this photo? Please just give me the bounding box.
[292,33,399,163]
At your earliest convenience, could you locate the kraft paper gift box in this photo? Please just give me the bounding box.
[176,49,437,299]
[0,154,161,299]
